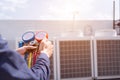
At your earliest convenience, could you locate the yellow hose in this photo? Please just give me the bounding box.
[28,52,32,68]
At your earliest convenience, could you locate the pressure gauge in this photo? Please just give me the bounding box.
[35,31,48,42]
[22,31,35,43]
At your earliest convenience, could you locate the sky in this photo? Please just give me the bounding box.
[0,0,120,20]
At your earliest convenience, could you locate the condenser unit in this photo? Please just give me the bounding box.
[56,37,94,80]
[94,36,120,79]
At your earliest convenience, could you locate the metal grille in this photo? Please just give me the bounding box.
[50,56,54,80]
[50,40,55,80]
[97,40,120,76]
[59,40,92,79]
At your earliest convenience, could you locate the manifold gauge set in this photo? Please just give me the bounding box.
[18,31,48,68]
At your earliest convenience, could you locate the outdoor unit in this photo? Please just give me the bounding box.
[56,37,94,80]
[94,36,120,79]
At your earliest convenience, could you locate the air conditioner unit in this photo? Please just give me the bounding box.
[94,36,120,79]
[56,37,94,80]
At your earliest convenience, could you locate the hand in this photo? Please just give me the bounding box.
[39,38,53,58]
[16,46,36,57]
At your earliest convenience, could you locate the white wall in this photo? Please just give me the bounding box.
[0,20,113,49]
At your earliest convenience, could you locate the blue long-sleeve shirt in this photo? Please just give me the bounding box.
[0,36,50,80]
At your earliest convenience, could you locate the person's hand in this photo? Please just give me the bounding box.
[39,38,53,58]
[16,46,36,57]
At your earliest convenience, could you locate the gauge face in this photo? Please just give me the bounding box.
[22,31,35,43]
[35,31,48,42]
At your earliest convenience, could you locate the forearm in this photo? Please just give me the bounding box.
[31,53,50,80]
